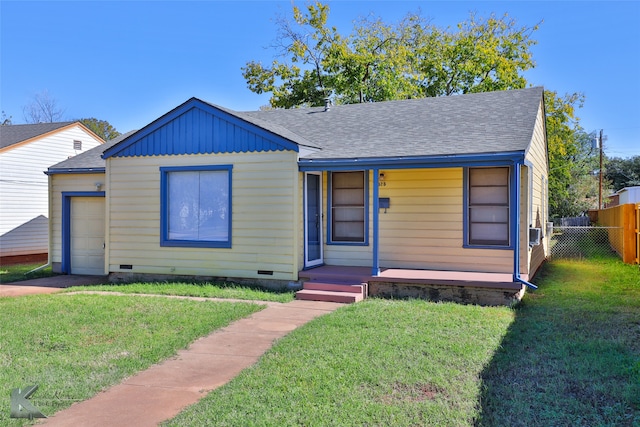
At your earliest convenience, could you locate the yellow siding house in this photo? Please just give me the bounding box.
[47,87,550,305]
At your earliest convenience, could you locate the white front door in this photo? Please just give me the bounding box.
[304,172,323,268]
[70,197,105,275]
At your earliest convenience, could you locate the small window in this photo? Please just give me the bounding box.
[466,167,510,247]
[160,165,232,248]
[330,171,367,244]
[73,140,82,150]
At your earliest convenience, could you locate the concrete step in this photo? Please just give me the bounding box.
[303,281,366,295]
[295,289,364,304]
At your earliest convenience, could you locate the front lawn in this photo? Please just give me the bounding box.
[167,256,640,426]
[0,262,55,284]
[67,281,296,303]
[0,294,263,426]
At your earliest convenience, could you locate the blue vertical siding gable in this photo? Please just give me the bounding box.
[102,98,299,159]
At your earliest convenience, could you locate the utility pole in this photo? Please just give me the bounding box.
[598,129,604,209]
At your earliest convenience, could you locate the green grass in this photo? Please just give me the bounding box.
[167,299,515,426]
[0,294,263,426]
[166,256,640,427]
[0,263,55,284]
[67,281,296,303]
[478,256,640,426]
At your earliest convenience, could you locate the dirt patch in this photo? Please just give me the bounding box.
[379,382,444,404]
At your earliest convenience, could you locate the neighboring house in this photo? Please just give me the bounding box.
[0,122,103,262]
[47,87,550,305]
[605,186,640,207]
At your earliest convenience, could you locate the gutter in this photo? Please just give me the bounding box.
[512,160,538,290]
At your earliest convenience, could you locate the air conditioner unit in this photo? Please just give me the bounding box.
[529,228,542,246]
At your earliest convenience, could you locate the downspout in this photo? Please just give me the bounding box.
[512,161,538,290]
[372,168,380,276]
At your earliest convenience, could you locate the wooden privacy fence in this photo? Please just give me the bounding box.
[597,203,640,264]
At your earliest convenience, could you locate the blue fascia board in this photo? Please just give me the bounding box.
[46,168,105,175]
[103,98,299,159]
[298,151,525,171]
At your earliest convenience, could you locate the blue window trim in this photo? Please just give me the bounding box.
[61,191,105,274]
[160,164,233,248]
[462,167,514,250]
[327,170,369,246]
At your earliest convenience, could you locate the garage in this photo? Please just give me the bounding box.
[69,197,105,275]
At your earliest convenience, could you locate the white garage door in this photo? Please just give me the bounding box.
[70,197,105,275]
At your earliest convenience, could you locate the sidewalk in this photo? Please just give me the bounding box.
[40,298,343,426]
[0,275,107,297]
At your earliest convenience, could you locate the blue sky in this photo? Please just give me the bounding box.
[1,1,639,157]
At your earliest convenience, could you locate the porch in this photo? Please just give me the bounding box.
[297,265,526,306]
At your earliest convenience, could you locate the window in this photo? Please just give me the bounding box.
[160,165,232,248]
[466,167,510,247]
[73,140,82,150]
[329,171,367,244]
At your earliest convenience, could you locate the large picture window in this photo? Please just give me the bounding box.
[329,171,367,244]
[466,167,510,247]
[160,165,232,248]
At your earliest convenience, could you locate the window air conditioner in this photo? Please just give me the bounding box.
[529,227,542,246]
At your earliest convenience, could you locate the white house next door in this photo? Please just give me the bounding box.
[70,197,105,275]
[304,172,323,268]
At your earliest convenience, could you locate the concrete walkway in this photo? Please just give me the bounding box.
[23,290,342,426]
[0,275,107,297]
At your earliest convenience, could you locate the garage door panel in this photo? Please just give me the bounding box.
[70,197,105,275]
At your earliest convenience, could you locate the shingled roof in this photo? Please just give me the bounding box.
[47,131,136,174]
[53,87,544,171]
[242,87,544,159]
[0,122,76,150]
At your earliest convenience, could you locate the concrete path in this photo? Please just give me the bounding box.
[38,297,343,426]
[0,275,108,297]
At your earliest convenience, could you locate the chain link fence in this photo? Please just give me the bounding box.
[549,226,622,259]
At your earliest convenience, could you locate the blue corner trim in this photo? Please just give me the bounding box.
[159,164,233,248]
[103,98,299,159]
[61,191,105,274]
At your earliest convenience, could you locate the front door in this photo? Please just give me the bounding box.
[304,172,323,268]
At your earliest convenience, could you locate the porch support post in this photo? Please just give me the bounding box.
[372,168,380,276]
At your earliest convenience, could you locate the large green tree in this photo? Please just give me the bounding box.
[606,156,640,192]
[243,2,539,108]
[78,117,121,141]
[244,2,601,218]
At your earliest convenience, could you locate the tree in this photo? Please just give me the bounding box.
[245,2,597,217]
[242,2,539,107]
[544,90,602,218]
[23,90,66,123]
[1,111,12,126]
[605,156,640,192]
[78,118,121,141]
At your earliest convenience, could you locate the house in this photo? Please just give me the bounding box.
[47,87,550,305]
[605,186,640,207]
[0,122,104,263]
